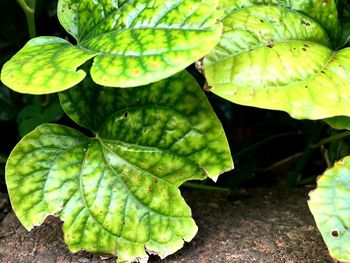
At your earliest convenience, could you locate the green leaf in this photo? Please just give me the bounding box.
[16,96,64,137]
[336,0,350,49]
[324,116,350,130]
[6,71,233,262]
[0,37,97,94]
[1,0,221,94]
[309,156,350,262]
[218,0,341,43]
[203,3,350,120]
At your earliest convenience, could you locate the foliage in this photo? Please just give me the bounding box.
[6,72,232,261]
[309,156,350,262]
[1,0,221,94]
[203,0,350,119]
[1,0,350,262]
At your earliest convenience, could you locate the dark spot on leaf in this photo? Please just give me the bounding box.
[301,19,311,26]
[260,19,264,23]
[148,186,152,192]
[302,48,307,52]
[124,111,128,118]
[154,178,159,184]
[304,86,308,89]
[304,44,309,48]
[267,43,274,48]
[331,230,339,237]
[321,71,326,74]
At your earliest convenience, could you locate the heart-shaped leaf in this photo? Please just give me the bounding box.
[309,156,350,262]
[6,71,233,262]
[203,1,350,120]
[1,0,221,94]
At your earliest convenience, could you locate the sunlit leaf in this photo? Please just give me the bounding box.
[324,116,350,130]
[1,0,221,94]
[309,156,350,262]
[6,71,233,262]
[204,1,350,120]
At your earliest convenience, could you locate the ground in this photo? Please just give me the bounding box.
[0,187,332,263]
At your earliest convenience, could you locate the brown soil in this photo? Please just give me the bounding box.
[0,187,332,263]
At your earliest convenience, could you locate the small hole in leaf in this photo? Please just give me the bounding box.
[331,230,339,237]
[124,111,128,118]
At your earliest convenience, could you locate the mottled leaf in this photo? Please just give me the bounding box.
[0,37,97,94]
[6,71,233,262]
[218,0,341,44]
[1,0,221,94]
[309,156,350,262]
[203,2,350,120]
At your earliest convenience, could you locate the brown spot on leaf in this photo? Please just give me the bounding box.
[154,178,159,184]
[150,62,159,68]
[331,230,339,237]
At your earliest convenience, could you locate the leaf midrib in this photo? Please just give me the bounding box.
[97,139,192,218]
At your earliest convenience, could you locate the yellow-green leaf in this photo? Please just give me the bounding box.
[6,71,233,262]
[1,0,221,94]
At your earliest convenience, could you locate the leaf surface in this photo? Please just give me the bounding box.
[6,71,233,262]
[1,0,221,94]
[204,2,350,120]
[309,156,350,262]
[0,37,97,94]
[218,0,340,42]
[324,116,350,130]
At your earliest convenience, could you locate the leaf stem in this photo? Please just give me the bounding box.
[182,182,231,193]
[17,0,36,39]
[310,131,350,149]
[287,123,323,186]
